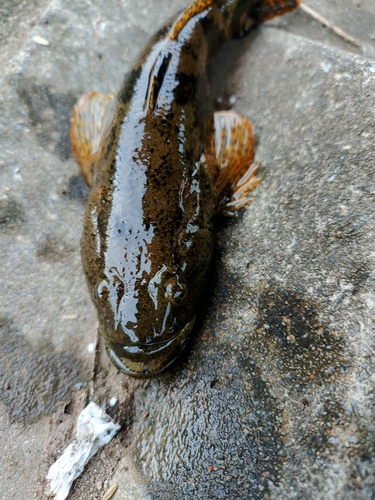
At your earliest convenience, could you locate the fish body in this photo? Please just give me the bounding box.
[71,0,299,377]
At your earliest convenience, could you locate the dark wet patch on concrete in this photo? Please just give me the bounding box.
[0,197,26,228]
[303,397,348,452]
[250,285,347,387]
[13,75,77,160]
[131,341,281,500]
[0,316,81,420]
[61,174,89,202]
[36,233,75,263]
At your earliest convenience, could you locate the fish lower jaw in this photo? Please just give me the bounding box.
[106,316,196,377]
[107,346,186,378]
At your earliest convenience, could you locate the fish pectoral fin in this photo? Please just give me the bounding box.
[70,92,117,186]
[206,110,261,217]
[219,161,262,216]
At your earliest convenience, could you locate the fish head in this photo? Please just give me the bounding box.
[92,254,205,377]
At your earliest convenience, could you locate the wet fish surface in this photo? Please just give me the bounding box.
[71,0,300,377]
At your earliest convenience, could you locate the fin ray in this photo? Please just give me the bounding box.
[254,0,300,22]
[206,110,261,216]
[70,92,117,186]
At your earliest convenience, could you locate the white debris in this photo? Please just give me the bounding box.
[32,35,50,46]
[47,402,121,500]
[87,342,95,353]
[108,397,118,407]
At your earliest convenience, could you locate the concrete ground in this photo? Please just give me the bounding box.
[0,1,375,499]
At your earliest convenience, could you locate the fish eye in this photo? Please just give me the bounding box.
[164,276,187,305]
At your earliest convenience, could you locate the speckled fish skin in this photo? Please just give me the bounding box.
[81,0,300,377]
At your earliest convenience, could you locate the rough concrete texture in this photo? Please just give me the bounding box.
[0,0,50,76]
[0,0,375,499]
[270,0,375,58]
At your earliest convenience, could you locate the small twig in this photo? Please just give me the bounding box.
[300,2,362,48]
[101,484,118,500]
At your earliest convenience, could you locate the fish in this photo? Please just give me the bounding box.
[70,0,300,377]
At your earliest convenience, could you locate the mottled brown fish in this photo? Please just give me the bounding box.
[71,0,300,377]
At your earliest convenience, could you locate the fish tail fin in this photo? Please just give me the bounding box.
[169,0,299,42]
[253,0,300,23]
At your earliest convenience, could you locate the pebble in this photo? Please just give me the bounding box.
[109,397,118,407]
[32,35,49,46]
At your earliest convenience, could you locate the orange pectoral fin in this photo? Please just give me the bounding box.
[70,92,117,186]
[205,110,261,217]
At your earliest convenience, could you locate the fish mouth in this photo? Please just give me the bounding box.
[106,316,195,378]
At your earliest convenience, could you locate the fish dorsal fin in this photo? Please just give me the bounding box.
[70,92,117,186]
[169,0,215,41]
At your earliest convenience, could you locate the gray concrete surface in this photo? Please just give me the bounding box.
[271,0,375,58]
[0,0,50,77]
[0,1,375,499]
